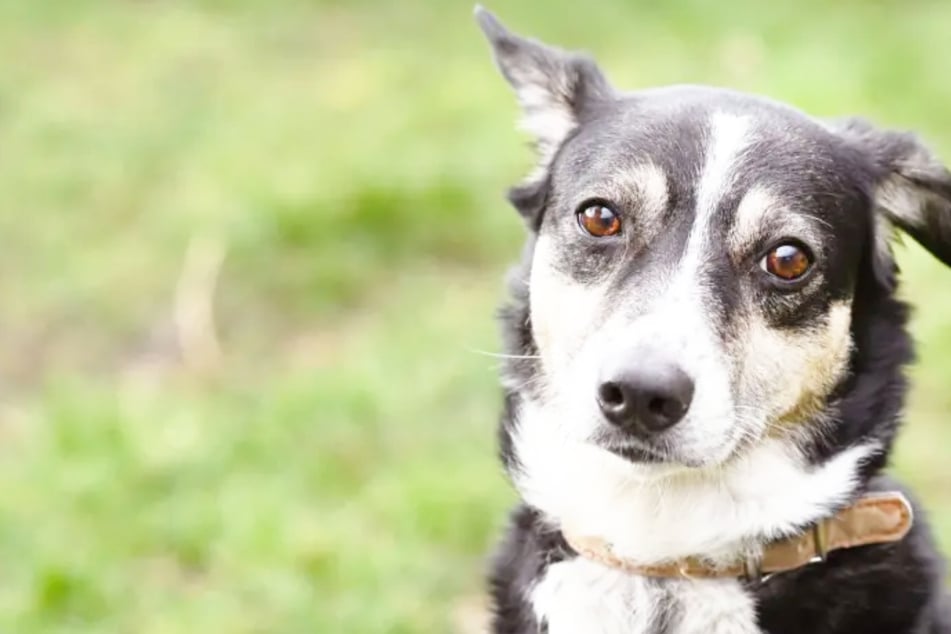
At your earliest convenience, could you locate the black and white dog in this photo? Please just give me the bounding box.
[475,7,951,634]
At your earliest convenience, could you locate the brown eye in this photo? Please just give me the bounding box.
[577,204,621,237]
[761,243,813,282]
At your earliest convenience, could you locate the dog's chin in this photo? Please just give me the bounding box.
[594,428,736,471]
[606,443,668,464]
[604,443,714,470]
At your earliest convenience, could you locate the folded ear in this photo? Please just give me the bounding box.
[474,6,614,168]
[833,117,951,267]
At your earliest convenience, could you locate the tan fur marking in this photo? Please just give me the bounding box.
[740,301,853,434]
[730,186,780,255]
[729,186,829,261]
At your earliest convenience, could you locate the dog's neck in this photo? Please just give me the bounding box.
[562,490,914,581]
[509,397,883,566]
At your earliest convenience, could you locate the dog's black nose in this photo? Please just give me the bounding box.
[597,360,694,433]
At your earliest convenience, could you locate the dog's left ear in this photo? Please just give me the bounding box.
[833,117,951,267]
[474,6,613,158]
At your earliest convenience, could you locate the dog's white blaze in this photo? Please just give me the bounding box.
[513,397,879,564]
[604,283,737,462]
[628,113,754,462]
[696,112,752,223]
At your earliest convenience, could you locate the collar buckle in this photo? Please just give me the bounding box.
[809,520,829,565]
[742,553,770,584]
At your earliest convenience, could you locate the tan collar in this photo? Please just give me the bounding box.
[563,491,913,582]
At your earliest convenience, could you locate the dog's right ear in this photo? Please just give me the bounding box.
[475,6,614,226]
[474,6,613,157]
[832,118,951,270]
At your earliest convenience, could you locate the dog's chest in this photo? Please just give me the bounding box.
[531,558,761,634]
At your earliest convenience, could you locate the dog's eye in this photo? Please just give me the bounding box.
[761,243,813,282]
[577,204,621,237]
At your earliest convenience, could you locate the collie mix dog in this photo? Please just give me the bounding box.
[475,7,951,633]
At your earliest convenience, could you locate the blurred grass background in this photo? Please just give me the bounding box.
[0,0,950,632]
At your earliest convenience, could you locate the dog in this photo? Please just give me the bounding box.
[474,7,951,634]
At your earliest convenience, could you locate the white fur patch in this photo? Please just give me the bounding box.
[531,558,656,633]
[529,234,608,384]
[533,558,762,634]
[667,578,761,634]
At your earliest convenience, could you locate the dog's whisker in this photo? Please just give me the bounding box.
[464,346,542,360]
[501,373,551,394]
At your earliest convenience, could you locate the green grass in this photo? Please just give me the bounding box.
[0,1,950,632]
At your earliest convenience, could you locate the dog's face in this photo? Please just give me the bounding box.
[478,9,951,473]
[529,90,870,467]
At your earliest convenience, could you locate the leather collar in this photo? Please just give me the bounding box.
[562,491,913,582]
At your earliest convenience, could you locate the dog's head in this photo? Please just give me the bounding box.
[477,8,951,476]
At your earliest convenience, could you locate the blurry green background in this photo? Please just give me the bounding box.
[1,0,950,632]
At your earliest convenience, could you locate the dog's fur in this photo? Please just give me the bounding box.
[475,7,951,634]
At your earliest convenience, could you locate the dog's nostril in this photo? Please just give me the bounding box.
[648,395,686,420]
[647,397,666,416]
[599,382,625,408]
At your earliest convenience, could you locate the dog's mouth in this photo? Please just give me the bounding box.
[592,428,675,464]
[607,444,668,464]
[602,440,732,472]
[593,426,733,469]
